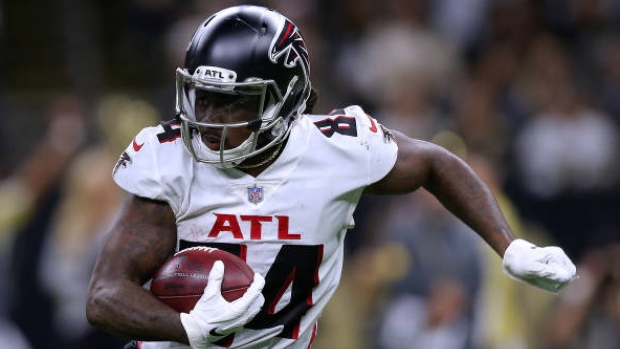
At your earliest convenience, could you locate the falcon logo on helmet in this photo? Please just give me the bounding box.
[270,20,310,76]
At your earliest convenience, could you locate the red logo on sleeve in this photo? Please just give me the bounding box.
[132,137,145,152]
[366,114,378,133]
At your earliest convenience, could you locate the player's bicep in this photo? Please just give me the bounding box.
[92,195,177,286]
[365,130,435,195]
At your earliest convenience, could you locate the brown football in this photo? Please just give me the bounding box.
[149,246,254,313]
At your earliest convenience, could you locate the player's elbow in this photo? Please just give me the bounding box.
[85,283,111,328]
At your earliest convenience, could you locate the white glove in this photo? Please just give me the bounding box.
[180,261,265,349]
[502,239,577,294]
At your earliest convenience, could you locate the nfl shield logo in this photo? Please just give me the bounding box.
[247,185,263,204]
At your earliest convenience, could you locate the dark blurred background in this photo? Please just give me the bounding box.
[0,1,618,349]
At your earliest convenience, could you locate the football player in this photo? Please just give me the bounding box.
[86,5,577,349]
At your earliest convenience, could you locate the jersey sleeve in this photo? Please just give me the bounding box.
[112,124,185,213]
[341,105,399,184]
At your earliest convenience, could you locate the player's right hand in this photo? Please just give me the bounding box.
[180,261,265,349]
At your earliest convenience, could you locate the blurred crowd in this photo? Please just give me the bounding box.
[0,1,619,349]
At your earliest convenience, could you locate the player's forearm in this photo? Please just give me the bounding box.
[424,150,514,256]
[86,278,189,344]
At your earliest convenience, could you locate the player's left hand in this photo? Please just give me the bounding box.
[502,238,577,293]
[180,261,265,349]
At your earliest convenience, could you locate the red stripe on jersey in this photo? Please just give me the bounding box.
[268,267,296,314]
[292,317,300,339]
[306,322,318,349]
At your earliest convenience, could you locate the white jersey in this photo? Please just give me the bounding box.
[113,105,398,349]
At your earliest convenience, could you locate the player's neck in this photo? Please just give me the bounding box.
[235,139,287,177]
